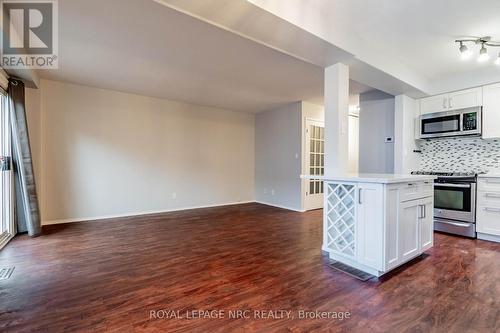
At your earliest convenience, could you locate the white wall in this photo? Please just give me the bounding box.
[394,95,421,174]
[359,90,395,174]
[348,94,360,173]
[348,115,359,173]
[27,80,255,224]
[255,102,303,211]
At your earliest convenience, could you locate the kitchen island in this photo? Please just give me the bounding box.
[303,173,437,277]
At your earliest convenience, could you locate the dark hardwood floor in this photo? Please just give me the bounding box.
[0,203,499,333]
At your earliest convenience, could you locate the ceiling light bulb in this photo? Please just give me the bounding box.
[459,43,472,60]
[478,44,490,62]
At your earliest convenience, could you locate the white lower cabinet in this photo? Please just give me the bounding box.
[477,177,500,242]
[324,180,434,276]
[419,199,434,252]
[388,195,433,270]
[356,183,384,271]
[399,200,421,262]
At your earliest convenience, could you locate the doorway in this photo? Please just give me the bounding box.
[0,92,14,249]
[304,119,325,211]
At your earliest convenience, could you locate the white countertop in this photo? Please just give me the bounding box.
[301,173,437,184]
[479,173,500,178]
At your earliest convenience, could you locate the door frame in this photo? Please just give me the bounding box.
[303,118,325,211]
[0,92,14,250]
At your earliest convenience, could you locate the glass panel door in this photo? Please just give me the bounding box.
[0,92,14,249]
[304,119,325,211]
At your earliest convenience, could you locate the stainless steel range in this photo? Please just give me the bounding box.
[411,171,480,238]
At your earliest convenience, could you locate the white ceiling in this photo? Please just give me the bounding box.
[157,0,422,97]
[39,0,337,113]
[35,0,500,113]
[248,0,500,94]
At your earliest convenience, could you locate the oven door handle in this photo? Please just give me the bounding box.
[434,219,472,228]
[436,183,471,189]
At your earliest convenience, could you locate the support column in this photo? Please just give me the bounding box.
[394,95,421,174]
[324,63,350,177]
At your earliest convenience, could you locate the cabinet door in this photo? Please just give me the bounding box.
[419,200,434,252]
[448,87,482,110]
[385,187,401,270]
[482,83,500,139]
[420,94,448,115]
[399,200,421,262]
[357,183,384,270]
[476,202,500,236]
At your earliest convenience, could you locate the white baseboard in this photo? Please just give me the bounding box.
[254,201,305,213]
[477,232,500,243]
[42,201,255,226]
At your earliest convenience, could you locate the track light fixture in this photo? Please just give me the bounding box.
[459,42,472,60]
[478,43,490,62]
[455,36,500,64]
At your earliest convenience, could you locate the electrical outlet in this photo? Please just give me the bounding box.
[271,189,275,196]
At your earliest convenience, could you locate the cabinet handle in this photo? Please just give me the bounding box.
[485,193,500,199]
[423,205,426,218]
[485,179,500,184]
[358,189,362,204]
[483,207,500,213]
[442,98,447,109]
[448,97,453,109]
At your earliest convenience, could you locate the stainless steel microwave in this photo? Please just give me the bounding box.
[419,107,482,139]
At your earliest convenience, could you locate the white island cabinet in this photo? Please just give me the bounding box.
[319,174,436,277]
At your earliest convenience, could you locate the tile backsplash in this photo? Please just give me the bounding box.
[419,138,500,173]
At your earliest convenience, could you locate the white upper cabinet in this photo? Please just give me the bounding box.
[448,88,482,110]
[419,93,449,115]
[419,87,483,115]
[482,83,500,139]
